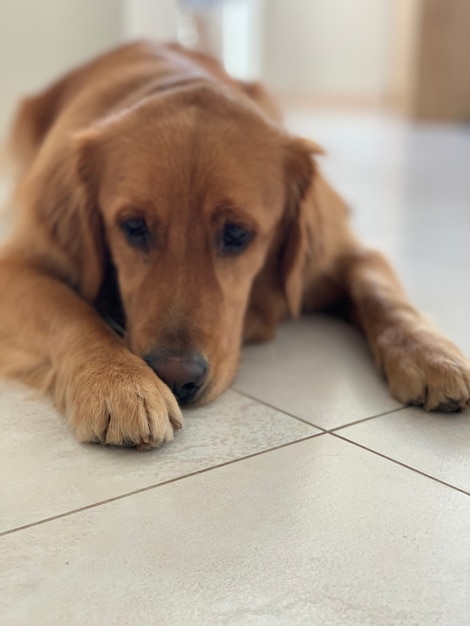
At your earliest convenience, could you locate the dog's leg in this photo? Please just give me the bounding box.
[0,259,183,447]
[339,247,470,412]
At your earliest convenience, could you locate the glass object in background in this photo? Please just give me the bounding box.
[177,0,226,57]
[177,0,263,81]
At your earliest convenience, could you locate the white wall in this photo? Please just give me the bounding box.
[262,0,392,99]
[0,0,122,140]
[222,0,264,80]
[122,0,179,41]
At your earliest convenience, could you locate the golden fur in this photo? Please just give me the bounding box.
[1,41,469,449]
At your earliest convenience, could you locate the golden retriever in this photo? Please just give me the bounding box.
[1,41,469,449]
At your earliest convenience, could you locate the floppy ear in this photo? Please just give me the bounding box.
[69,129,106,302]
[28,129,106,303]
[280,137,324,317]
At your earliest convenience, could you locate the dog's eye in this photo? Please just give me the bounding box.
[119,218,150,248]
[220,223,254,256]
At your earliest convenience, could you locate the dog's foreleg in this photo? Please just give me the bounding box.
[340,247,470,412]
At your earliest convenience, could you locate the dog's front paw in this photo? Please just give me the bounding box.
[377,326,470,412]
[56,351,184,448]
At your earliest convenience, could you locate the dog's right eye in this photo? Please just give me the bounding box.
[119,218,150,248]
[219,223,254,256]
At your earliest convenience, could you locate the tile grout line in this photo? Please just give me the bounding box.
[3,406,466,538]
[327,406,409,432]
[332,432,470,497]
[0,431,326,539]
[232,386,408,432]
[231,387,327,430]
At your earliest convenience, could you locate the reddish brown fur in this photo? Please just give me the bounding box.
[1,41,469,448]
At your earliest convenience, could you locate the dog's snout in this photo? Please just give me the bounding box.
[145,350,208,405]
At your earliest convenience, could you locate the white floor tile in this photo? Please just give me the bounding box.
[1,436,469,626]
[235,317,400,429]
[287,110,470,266]
[338,407,470,493]
[0,380,317,534]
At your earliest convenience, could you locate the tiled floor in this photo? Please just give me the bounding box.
[1,110,469,625]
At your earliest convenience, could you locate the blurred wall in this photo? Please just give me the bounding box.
[400,0,470,121]
[3,0,463,140]
[122,0,179,41]
[0,0,122,140]
[262,0,392,101]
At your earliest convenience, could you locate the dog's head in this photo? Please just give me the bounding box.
[72,85,321,405]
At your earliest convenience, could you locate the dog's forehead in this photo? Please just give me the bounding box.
[104,95,285,213]
[132,98,282,166]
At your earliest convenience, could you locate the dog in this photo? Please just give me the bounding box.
[0,41,469,449]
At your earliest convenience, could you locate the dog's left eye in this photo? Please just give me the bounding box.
[220,223,254,256]
[119,218,150,248]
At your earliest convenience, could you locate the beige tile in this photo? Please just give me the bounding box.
[338,407,470,493]
[1,436,469,626]
[0,380,317,534]
[235,317,400,429]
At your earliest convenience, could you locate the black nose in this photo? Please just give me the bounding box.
[144,350,208,405]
